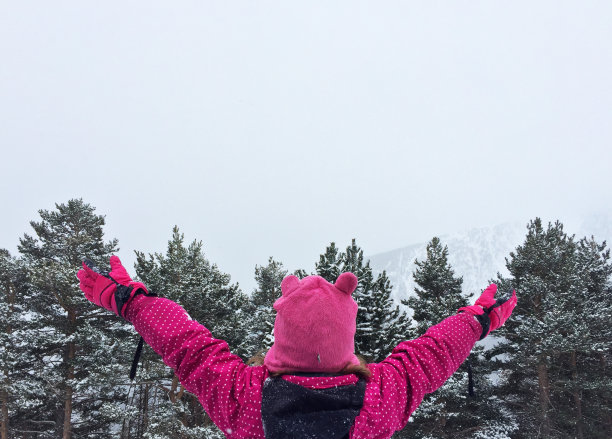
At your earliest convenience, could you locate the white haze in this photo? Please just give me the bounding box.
[1,2,611,293]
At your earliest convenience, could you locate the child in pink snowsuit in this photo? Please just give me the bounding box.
[78,256,516,439]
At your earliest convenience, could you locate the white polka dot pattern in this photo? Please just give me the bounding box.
[125,296,480,438]
[350,313,481,438]
[126,295,268,437]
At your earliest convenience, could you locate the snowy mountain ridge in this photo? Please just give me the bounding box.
[368,214,612,307]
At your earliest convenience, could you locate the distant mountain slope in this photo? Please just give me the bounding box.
[369,215,611,308]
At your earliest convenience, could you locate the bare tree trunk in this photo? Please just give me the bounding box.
[122,383,138,439]
[1,337,10,439]
[1,282,15,439]
[0,387,8,439]
[537,359,551,437]
[142,383,149,436]
[169,375,180,403]
[570,351,584,439]
[62,309,76,439]
[599,354,612,437]
[193,395,204,426]
[437,397,447,434]
[135,385,143,439]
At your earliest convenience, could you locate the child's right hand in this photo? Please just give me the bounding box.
[458,283,517,340]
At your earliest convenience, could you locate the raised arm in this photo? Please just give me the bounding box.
[378,313,480,421]
[123,294,267,433]
[367,284,516,431]
[77,256,266,436]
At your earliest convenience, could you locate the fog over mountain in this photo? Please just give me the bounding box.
[369,214,612,309]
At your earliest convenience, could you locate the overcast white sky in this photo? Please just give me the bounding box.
[1,1,611,293]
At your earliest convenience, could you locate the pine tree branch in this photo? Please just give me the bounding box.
[51,287,69,313]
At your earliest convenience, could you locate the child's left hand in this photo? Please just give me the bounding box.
[77,256,148,318]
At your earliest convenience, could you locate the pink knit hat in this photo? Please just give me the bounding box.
[264,272,361,373]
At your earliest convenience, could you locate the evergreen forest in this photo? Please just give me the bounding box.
[1,199,610,438]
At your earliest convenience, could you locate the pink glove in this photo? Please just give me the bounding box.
[458,283,517,340]
[77,255,149,317]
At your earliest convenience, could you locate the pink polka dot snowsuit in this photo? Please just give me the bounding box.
[125,294,482,438]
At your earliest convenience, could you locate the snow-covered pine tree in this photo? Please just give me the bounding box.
[492,219,574,438]
[368,267,412,359]
[247,257,287,357]
[397,237,517,439]
[0,250,17,439]
[130,226,250,438]
[316,242,342,282]
[403,237,467,335]
[398,236,467,438]
[493,218,612,438]
[571,236,612,437]
[17,199,133,438]
[292,268,309,279]
[0,250,37,439]
[316,239,411,362]
[135,226,250,356]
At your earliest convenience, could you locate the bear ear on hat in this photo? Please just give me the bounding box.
[281,275,300,296]
[335,272,358,295]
